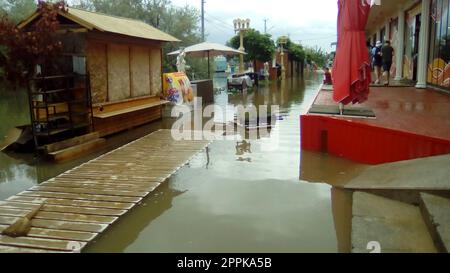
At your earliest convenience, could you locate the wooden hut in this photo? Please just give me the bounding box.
[17,8,178,160]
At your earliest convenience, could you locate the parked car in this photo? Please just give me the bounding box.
[227,72,260,91]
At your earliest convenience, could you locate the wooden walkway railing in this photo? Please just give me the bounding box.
[0,130,211,252]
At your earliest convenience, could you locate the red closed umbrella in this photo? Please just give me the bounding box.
[332,0,372,105]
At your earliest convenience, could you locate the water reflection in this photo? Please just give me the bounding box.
[1,75,366,253]
[88,76,341,253]
[236,140,252,163]
[331,187,353,253]
[86,183,186,253]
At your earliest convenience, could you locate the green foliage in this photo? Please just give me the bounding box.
[229,29,275,63]
[304,46,328,68]
[0,0,36,23]
[276,37,305,63]
[288,43,305,62]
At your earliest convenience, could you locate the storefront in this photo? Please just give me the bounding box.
[404,3,422,81]
[389,18,399,77]
[427,0,450,89]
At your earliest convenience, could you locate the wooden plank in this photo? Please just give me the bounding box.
[41,181,159,192]
[94,108,162,137]
[82,163,184,169]
[0,245,65,253]
[0,216,18,225]
[31,219,108,233]
[0,208,28,217]
[72,169,176,176]
[0,201,126,216]
[49,138,106,163]
[91,157,196,163]
[51,177,166,185]
[0,225,97,242]
[6,196,134,210]
[18,191,142,203]
[34,211,117,224]
[0,209,114,226]
[0,235,86,252]
[69,168,177,175]
[58,174,167,182]
[92,94,161,110]
[44,132,100,153]
[0,216,107,233]
[83,160,193,166]
[49,177,164,185]
[94,100,169,119]
[77,161,186,168]
[48,178,161,187]
[30,186,148,198]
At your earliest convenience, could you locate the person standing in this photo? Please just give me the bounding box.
[323,67,333,85]
[372,41,383,84]
[381,40,394,86]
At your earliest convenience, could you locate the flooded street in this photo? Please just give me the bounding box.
[0,74,367,252]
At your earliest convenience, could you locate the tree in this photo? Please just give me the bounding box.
[304,46,328,68]
[0,1,66,85]
[229,29,275,64]
[276,37,305,63]
[0,0,37,23]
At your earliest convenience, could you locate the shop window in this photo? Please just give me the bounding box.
[428,0,450,88]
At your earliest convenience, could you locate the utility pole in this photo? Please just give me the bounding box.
[263,18,268,34]
[201,0,205,42]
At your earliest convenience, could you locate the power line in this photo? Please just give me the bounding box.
[204,17,233,34]
[204,15,233,31]
[205,13,234,29]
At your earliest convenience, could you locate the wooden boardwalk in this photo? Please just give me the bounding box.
[0,130,211,253]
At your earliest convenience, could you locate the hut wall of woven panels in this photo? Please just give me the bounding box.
[85,39,163,104]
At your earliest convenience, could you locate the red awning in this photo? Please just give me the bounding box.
[332,0,371,105]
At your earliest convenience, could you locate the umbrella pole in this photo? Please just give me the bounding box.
[207,51,210,79]
[339,103,344,115]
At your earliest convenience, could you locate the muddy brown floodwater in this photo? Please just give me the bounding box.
[0,73,368,253]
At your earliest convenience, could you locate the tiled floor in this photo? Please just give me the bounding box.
[313,86,450,141]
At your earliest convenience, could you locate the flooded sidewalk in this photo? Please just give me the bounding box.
[0,74,368,253]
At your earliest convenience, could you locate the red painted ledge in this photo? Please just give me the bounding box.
[300,114,450,165]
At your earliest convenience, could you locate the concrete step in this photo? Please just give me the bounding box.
[48,138,106,162]
[419,193,450,253]
[343,155,450,204]
[345,154,450,191]
[351,191,437,253]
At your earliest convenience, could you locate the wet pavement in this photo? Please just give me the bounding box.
[0,73,368,253]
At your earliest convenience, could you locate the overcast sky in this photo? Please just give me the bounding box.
[171,0,338,52]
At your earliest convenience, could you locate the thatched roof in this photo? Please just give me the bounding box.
[18,7,180,43]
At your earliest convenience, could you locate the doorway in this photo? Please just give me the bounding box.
[412,13,421,81]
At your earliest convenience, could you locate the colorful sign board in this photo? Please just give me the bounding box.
[162,72,195,105]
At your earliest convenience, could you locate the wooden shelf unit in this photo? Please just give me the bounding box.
[28,73,94,148]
